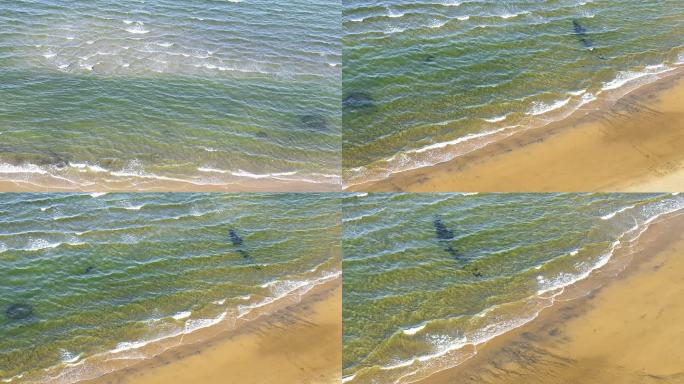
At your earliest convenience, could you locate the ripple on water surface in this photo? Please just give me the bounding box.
[0,193,341,383]
[0,0,342,190]
[342,193,684,383]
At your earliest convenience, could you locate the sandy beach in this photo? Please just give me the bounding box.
[349,68,684,192]
[80,278,341,384]
[416,209,684,384]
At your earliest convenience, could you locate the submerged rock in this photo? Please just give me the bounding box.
[6,303,33,320]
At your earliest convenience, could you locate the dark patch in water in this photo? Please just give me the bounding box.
[424,55,435,64]
[343,91,374,110]
[255,131,269,138]
[230,229,257,263]
[38,151,71,169]
[300,114,328,131]
[433,217,462,259]
[572,19,593,48]
[238,249,251,259]
[433,218,455,240]
[465,265,483,278]
[83,266,95,274]
[5,303,33,320]
[229,229,243,246]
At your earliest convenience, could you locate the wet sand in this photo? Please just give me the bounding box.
[0,178,341,193]
[82,279,341,384]
[418,210,684,384]
[350,69,684,192]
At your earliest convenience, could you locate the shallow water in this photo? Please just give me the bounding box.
[0,0,341,189]
[342,0,684,185]
[342,193,684,383]
[0,193,341,383]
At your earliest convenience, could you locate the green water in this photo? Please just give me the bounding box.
[342,193,684,383]
[0,193,341,383]
[0,0,341,189]
[342,0,684,185]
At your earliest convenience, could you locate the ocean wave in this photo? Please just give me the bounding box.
[602,64,674,91]
[34,263,340,384]
[526,97,571,116]
[0,160,339,190]
[346,196,684,383]
[601,204,636,220]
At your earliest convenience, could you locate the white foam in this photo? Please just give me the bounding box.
[59,349,83,364]
[429,19,448,29]
[90,193,107,198]
[498,12,527,19]
[526,97,571,116]
[126,24,149,34]
[568,89,587,96]
[1,374,23,383]
[185,312,228,332]
[172,311,192,320]
[388,9,404,18]
[26,238,61,251]
[0,163,49,175]
[457,15,470,21]
[230,169,298,179]
[537,239,619,295]
[602,64,674,91]
[69,162,108,173]
[483,114,507,123]
[407,125,516,154]
[601,204,636,220]
[403,323,426,335]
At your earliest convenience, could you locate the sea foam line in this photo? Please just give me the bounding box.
[38,265,340,384]
[349,197,684,383]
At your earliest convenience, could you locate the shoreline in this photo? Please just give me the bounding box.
[346,64,684,192]
[81,277,341,384]
[0,172,341,193]
[17,269,341,384]
[343,200,684,384]
[415,208,684,384]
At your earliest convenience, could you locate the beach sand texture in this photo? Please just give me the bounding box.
[84,280,341,384]
[349,69,684,192]
[418,211,684,384]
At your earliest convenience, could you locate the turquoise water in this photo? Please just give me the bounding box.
[0,193,341,383]
[342,0,684,186]
[342,193,684,383]
[0,0,341,190]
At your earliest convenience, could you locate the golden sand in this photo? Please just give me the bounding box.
[350,69,684,192]
[418,211,684,384]
[83,280,341,384]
